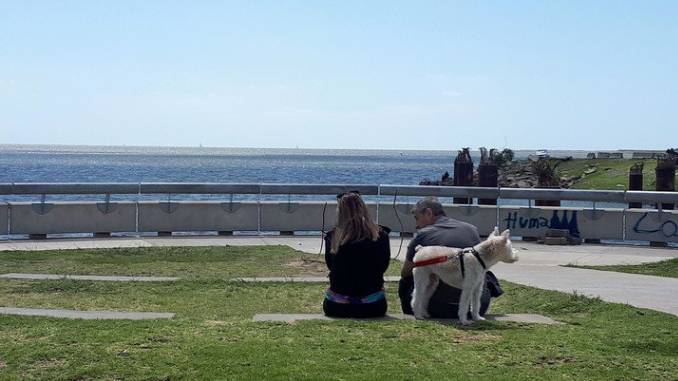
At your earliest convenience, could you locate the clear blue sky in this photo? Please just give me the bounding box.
[1,1,676,150]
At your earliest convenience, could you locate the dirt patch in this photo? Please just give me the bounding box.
[285,258,328,276]
[203,320,230,326]
[533,355,577,367]
[35,358,67,370]
[400,329,499,344]
[452,331,501,344]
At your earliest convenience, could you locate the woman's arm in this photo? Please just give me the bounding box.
[379,231,391,274]
[324,232,334,270]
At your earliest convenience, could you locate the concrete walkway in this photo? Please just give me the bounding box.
[0,307,175,320]
[1,236,677,316]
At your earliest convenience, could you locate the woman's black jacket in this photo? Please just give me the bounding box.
[324,226,391,297]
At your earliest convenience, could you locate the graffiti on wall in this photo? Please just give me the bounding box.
[632,212,678,238]
[503,210,580,238]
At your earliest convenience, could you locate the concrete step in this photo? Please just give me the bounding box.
[253,313,562,325]
[0,273,179,282]
[231,276,401,283]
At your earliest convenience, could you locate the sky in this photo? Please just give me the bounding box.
[1,1,677,151]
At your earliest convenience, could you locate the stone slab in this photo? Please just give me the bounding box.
[0,273,179,282]
[231,276,401,283]
[253,313,562,325]
[0,307,175,320]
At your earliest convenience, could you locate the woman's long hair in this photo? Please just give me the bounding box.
[331,193,380,254]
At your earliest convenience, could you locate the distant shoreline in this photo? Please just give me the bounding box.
[0,143,620,159]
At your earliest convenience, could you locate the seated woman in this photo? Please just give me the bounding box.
[323,191,391,318]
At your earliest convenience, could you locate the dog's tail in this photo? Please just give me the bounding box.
[414,245,424,252]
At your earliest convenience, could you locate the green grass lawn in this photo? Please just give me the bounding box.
[0,245,402,279]
[565,257,678,279]
[555,158,675,190]
[1,246,677,380]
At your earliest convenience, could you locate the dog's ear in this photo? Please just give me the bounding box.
[415,245,423,252]
[501,229,510,240]
[492,226,500,236]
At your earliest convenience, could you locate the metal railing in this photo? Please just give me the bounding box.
[1,182,677,204]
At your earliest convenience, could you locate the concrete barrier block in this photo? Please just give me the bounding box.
[377,203,416,233]
[445,205,499,236]
[9,202,136,235]
[0,203,8,235]
[378,204,498,235]
[138,201,258,232]
[498,207,624,240]
[625,209,678,243]
[377,204,499,235]
[260,202,378,231]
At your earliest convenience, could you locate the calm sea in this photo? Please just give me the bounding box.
[0,145,589,203]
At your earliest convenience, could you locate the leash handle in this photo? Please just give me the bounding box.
[392,188,405,260]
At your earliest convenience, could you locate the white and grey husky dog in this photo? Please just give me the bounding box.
[411,227,518,325]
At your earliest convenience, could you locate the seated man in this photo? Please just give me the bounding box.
[398,197,503,318]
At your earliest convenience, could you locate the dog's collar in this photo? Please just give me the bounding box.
[462,247,487,270]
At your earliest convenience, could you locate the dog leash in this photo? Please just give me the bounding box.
[392,188,405,260]
[318,201,328,255]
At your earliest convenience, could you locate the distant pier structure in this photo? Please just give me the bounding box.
[587,150,665,159]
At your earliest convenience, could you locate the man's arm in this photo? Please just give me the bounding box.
[400,260,414,278]
[400,236,419,278]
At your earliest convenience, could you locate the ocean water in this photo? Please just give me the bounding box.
[0,145,589,204]
[0,145,459,185]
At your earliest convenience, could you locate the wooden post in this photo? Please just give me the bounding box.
[453,148,473,204]
[478,147,498,205]
[656,158,675,210]
[628,162,643,209]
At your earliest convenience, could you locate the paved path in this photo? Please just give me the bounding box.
[494,264,678,316]
[0,307,175,320]
[253,313,562,325]
[1,236,677,316]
